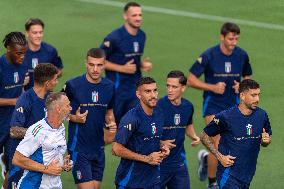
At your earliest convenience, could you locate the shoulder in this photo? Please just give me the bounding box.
[105,26,125,41]
[27,119,48,138]
[66,75,85,86]
[41,42,58,53]
[157,96,168,107]
[121,106,141,124]
[181,98,193,108]
[234,46,248,56]
[101,77,115,87]
[137,29,146,38]
[254,107,267,116]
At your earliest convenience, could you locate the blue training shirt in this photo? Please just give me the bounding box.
[64,75,115,158]
[158,96,194,171]
[0,55,27,136]
[114,104,164,188]
[190,45,252,109]
[100,25,145,100]
[24,42,63,90]
[204,106,272,184]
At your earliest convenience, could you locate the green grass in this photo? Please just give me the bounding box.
[1,0,284,188]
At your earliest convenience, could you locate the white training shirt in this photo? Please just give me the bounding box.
[16,118,67,189]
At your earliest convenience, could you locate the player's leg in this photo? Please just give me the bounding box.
[1,135,10,189]
[86,154,105,189]
[167,165,190,189]
[71,153,94,189]
[217,169,242,189]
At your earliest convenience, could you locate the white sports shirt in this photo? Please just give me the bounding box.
[16,118,67,189]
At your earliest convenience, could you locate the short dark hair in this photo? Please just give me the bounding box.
[45,92,66,112]
[167,70,187,86]
[25,18,45,31]
[239,79,260,93]
[2,32,27,48]
[124,2,141,12]
[86,48,105,59]
[136,76,156,89]
[220,22,240,36]
[34,63,58,86]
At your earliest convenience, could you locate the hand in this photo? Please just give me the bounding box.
[123,59,136,74]
[232,80,239,94]
[45,159,62,176]
[141,57,152,72]
[191,135,200,147]
[74,107,88,124]
[160,139,176,150]
[160,145,170,158]
[62,155,73,172]
[106,122,117,133]
[146,151,164,165]
[23,72,30,86]
[218,154,236,167]
[261,128,271,145]
[213,82,226,94]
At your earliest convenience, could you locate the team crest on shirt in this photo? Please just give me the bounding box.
[92,91,99,102]
[225,62,231,73]
[32,58,39,69]
[174,114,180,125]
[151,123,157,135]
[246,124,253,135]
[133,42,139,53]
[76,171,82,180]
[13,72,19,83]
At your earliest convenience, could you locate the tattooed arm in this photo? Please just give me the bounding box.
[10,127,28,139]
[200,131,236,167]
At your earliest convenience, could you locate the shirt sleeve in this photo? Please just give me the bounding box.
[51,48,63,69]
[16,124,44,157]
[100,36,115,59]
[263,112,272,135]
[187,105,194,125]
[203,113,227,137]
[189,53,209,77]
[62,82,78,115]
[10,95,31,127]
[242,52,252,77]
[114,114,138,145]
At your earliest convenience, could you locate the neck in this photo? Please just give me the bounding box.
[28,42,41,51]
[124,23,138,36]
[86,74,101,84]
[140,102,153,116]
[220,43,232,56]
[238,103,252,116]
[169,97,181,106]
[33,85,47,99]
[47,115,62,129]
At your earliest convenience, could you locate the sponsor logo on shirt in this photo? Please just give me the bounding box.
[92,91,99,103]
[174,114,180,125]
[151,123,156,135]
[32,58,38,69]
[225,62,231,73]
[16,107,24,113]
[246,124,253,135]
[133,42,139,53]
[14,72,19,83]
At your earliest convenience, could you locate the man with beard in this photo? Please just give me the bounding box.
[63,48,116,189]
[8,63,59,189]
[0,32,28,189]
[187,22,252,189]
[23,18,63,90]
[200,79,271,189]
[12,92,73,189]
[100,2,152,124]
[112,77,169,189]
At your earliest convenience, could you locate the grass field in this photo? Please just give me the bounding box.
[1,0,284,188]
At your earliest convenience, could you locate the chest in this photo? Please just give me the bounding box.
[1,65,26,87]
[25,52,53,69]
[42,130,67,155]
[117,36,145,55]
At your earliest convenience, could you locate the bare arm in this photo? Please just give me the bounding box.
[12,151,62,176]
[104,109,117,145]
[185,124,200,147]
[112,142,163,165]
[10,126,27,139]
[105,59,136,74]
[0,98,17,106]
[187,73,226,94]
[200,131,235,167]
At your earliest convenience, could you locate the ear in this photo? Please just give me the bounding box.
[239,92,245,101]
[220,34,225,42]
[181,85,186,93]
[136,90,141,99]
[123,12,127,21]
